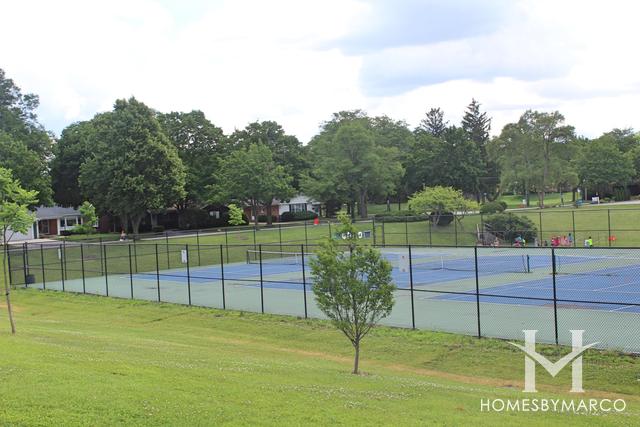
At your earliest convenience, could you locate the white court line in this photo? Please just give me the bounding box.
[608,305,636,312]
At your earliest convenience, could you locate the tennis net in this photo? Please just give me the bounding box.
[387,252,531,274]
[554,254,640,277]
[246,250,309,265]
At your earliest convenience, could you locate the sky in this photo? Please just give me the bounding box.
[1,0,639,142]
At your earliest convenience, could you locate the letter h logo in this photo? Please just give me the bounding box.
[510,330,598,393]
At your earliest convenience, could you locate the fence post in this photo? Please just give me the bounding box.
[22,242,28,286]
[40,244,46,290]
[572,210,577,247]
[278,223,282,250]
[59,244,65,292]
[6,245,12,287]
[220,244,226,310]
[185,244,192,306]
[128,245,134,299]
[328,221,332,239]
[99,241,104,276]
[80,244,86,294]
[301,244,308,319]
[539,211,543,243]
[382,219,386,246]
[405,216,409,245]
[62,239,67,281]
[133,238,138,273]
[607,209,611,247]
[155,243,161,302]
[196,230,202,266]
[165,232,170,269]
[372,217,377,246]
[408,245,415,329]
[454,215,458,246]
[259,244,264,313]
[428,219,432,246]
[103,244,109,297]
[304,220,308,246]
[474,246,481,338]
[551,247,559,346]
[253,226,257,252]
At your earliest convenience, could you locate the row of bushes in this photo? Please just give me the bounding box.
[479,200,508,214]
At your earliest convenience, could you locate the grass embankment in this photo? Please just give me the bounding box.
[1,290,639,426]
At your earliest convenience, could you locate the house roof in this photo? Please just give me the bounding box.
[35,206,81,220]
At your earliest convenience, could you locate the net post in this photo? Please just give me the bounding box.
[607,209,611,247]
[220,244,226,310]
[155,243,161,302]
[259,244,264,313]
[133,238,138,273]
[474,246,481,338]
[40,244,46,290]
[103,244,109,296]
[128,245,134,299]
[551,247,559,346]
[196,230,202,266]
[186,244,192,306]
[80,244,86,294]
[301,244,308,319]
[59,243,65,291]
[572,210,576,247]
[526,254,531,273]
[408,245,415,329]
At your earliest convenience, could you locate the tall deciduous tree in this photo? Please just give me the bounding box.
[214,144,294,226]
[310,214,395,374]
[303,112,404,219]
[574,140,634,194]
[79,98,186,234]
[50,121,95,207]
[0,68,53,205]
[231,121,308,190]
[1,167,38,334]
[158,111,229,209]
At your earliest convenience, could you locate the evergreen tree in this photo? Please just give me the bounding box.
[418,108,448,137]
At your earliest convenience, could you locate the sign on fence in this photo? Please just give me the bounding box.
[181,249,188,264]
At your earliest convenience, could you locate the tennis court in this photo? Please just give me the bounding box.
[16,244,640,353]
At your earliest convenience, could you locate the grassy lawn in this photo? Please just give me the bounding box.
[1,289,638,426]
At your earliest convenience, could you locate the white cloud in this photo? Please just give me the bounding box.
[1,0,639,141]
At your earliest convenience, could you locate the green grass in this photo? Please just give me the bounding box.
[499,193,566,209]
[1,289,638,426]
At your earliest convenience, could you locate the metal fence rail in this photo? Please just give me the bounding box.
[7,241,640,353]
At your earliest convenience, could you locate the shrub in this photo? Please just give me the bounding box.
[151,225,165,233]
[499,200,508,210]
[375,211,428,223]
[480,201,507,214]
[280,211,319,222]
[257,215,278,223]
[484,213,537,243]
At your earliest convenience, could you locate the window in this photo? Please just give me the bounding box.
[39,220,49,234]
[65,217,77,227]
[290,203,307,213]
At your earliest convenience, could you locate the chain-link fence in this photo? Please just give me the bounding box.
[7,240,640,353]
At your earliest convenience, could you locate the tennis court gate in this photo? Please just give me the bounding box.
[7,241,640,353]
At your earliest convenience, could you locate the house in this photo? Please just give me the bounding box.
[4,206,85,242]
[242,195,321,222]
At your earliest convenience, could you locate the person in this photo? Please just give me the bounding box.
[543,240,549,247]
[587,236,593,248]
[120,229,127,241]
[493,237,500,247]
[568,233,574,246]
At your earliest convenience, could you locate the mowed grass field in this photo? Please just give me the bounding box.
[1,289,639,426]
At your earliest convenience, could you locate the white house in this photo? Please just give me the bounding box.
[278,195,321,216]
[3,206,84,242]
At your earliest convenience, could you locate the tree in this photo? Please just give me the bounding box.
[462,99,496,200]
[407,186,478,226]
[231,121,308,190]
[79,98,186,234]
[0,68,53,205]
[214,144,294,226]
[303,113,404,219]
[158,111,229,209]
[418,107,448,137]
[489,111,576,207]
[574,140,634,194]
[596,128,639,154]
[227,204,246,226]
[0,167,39,334]
[309,214,395,374]
[73,201,97,235]
[50,121,95,207]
